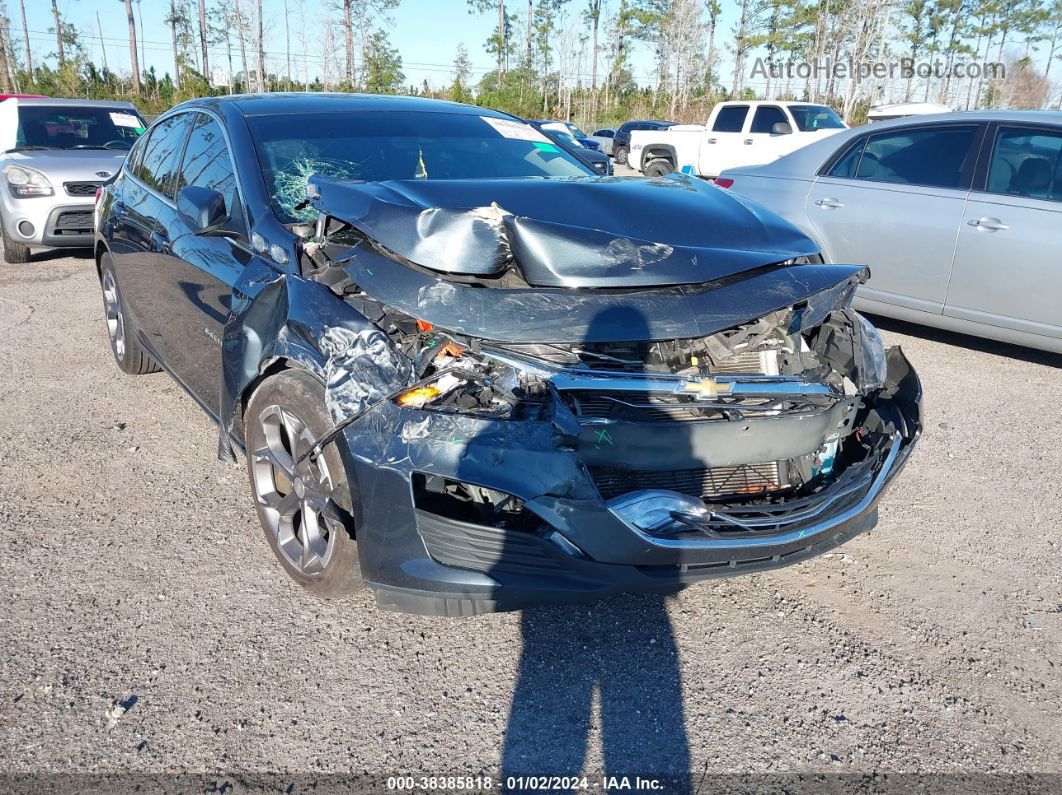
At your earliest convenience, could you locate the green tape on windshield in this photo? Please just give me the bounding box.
[533,141,560,153]
[134,127,145,134]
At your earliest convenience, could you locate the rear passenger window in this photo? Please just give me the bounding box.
[828,139,867,178]
[750,106,789,134]
[985,127,1062,201]
[831,125,977,190]
[135,114,192,197]
[712,106,749,133]
[175,113,243,230]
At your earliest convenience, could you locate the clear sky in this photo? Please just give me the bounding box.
[20,0,722,90]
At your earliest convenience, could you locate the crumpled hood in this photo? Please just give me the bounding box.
[307,173,818,288]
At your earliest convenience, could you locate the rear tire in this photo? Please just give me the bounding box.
[1,220,30,264]
[245,370,362,598]
[645,159,675,178]
[614,145,629,166]
[99,254,160,375]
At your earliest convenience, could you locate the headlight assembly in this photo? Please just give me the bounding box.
[854,311,888,391]
[3,165,54,197]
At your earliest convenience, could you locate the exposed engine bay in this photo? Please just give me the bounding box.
[273,175,918,549]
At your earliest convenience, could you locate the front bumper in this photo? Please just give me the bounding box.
[341,348,922,616]
[0,191,95,248]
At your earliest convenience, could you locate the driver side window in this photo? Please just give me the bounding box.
[175,113,245,236]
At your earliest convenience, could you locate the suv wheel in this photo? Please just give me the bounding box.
[614,145,629,166]
[245,370,362,598]
[99,254,160,374]
[1,219,30,264]
[645,159,675,178]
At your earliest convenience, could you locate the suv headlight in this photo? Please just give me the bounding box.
[4,165,54,197]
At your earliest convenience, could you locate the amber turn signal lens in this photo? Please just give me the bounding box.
[416,319,433,332]
[396,385,442,407]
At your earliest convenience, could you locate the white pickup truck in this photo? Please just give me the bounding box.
[629,101,848,179]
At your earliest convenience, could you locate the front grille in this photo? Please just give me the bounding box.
[52,211,93,232]
[64,181,101,197]
[564,390,831,423]
[590,461,785,501]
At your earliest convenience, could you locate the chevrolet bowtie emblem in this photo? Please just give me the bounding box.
[678,379,733,399]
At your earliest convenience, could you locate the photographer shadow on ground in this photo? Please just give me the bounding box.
[494,306,692,792]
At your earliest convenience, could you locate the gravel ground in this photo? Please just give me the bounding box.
[0,248,1060,790]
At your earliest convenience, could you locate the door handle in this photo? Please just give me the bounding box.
[968,216,1009,232]
[744,138,753,145]
[815,197,844,209]
[707,138,717,144]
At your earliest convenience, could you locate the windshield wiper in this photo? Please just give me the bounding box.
[4,145,60,152]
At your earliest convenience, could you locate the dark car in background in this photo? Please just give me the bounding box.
[94,93,921,615]
[613,119,677,165]
[528,119,611,174]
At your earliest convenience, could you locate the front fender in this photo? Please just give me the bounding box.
[217,261,414,460]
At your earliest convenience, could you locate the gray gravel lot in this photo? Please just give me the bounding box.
[0,248,1060,787]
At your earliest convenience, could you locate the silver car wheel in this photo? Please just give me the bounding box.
[250,404,343,576]
[101,269,126,360]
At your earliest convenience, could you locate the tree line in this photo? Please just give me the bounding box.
[0,0,1057,126]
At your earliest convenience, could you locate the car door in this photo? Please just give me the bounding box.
[945,124,1062,343]
[739,105,791,169]
[110,112,194,355]
[806,122,984,315]
[158,112,252,415]
[698,105,749,178]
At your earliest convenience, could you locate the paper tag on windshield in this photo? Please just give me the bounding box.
[110,112,141,127]
[480,116,550,143]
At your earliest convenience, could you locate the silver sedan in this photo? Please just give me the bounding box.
[717,111,1062,354]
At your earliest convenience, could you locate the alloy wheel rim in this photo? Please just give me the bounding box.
[250,404,343,575]
[101,270,125,359]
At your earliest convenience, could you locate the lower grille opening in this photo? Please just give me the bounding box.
[52,211,93,235]
[590,461,789,502]
[411,473,538,531]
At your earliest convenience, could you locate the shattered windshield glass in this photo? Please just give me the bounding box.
[246,110,596,222]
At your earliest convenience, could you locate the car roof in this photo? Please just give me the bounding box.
[721,110,1062,179]
[169,92,495,119]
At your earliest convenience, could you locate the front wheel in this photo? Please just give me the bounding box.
[245,370,362,598]
[645,159,675,178]
[1,219,30,263]
[614,145,629,166]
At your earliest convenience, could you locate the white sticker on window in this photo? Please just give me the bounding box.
[109,112,141,127]
[480,116,550,143]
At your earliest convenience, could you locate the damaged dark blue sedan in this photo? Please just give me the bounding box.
[94,94,922,615]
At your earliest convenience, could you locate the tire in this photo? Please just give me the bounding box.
[245,369,362,598]
[1,219,30,263]
[645,159,675,178]
[99,254,160,375]
[614,145,629,166]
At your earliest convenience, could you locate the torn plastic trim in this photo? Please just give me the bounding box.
[608,432,902,549]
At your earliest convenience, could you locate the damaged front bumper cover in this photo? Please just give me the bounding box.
[336,346,920,617]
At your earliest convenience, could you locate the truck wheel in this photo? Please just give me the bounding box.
[645,160,675,178]
[1,220,30,264]
[614,146,629,166]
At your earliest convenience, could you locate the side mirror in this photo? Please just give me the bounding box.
[772,122,793,135]
[178,185,228,233]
